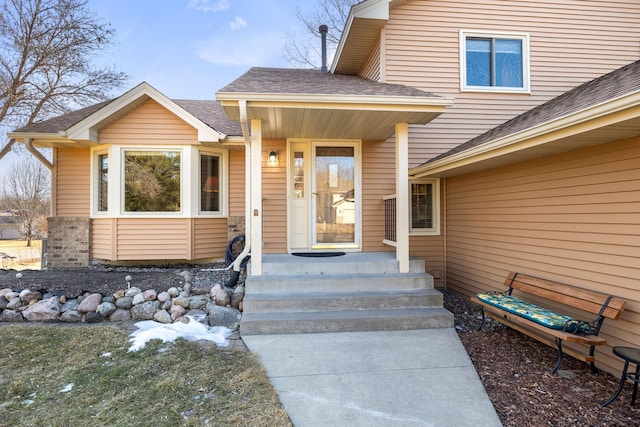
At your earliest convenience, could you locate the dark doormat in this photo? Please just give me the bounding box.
[292,252,346,257]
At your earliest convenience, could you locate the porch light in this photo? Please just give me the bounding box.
[268,150,278,164]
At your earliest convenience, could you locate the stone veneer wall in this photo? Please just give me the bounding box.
[47,217,90,268]
[227,215,245,241]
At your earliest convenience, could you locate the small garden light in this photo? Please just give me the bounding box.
[16,272,23,287]
[125,275,132,289]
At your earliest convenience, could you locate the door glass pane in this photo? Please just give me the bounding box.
[294,151,304,198]
[315,146,355,244]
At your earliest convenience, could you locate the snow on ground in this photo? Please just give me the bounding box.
[128,316,234,352]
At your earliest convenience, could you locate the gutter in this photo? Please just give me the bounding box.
[231,100,251,273]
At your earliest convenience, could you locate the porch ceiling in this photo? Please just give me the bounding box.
[219,98,450,140]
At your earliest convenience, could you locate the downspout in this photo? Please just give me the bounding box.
[231,100,251,273]
[24,138,53,170]
[442,178,447,290]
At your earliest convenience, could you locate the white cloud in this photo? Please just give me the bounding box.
[187,0,230,13]
[197,32,286,67]
[230,16,247,31]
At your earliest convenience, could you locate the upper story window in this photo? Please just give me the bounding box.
[460,31,530,93]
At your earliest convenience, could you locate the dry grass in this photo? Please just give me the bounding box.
[0,239,42,270]
[0,325,292,427]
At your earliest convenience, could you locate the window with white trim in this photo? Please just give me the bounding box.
[97,152,108,212]
[460,31,530,92]
[410,179,440,235]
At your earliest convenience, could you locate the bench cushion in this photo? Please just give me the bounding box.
[476,293,592,333]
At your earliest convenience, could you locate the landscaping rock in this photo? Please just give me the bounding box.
[115,296,134,310]
[77,293,102,313]
[85,312,103,323]
[153,309,172,324]
[20,290,43,304]
[7,297,23,310]
[157,291,171,303]
[125,287,142,297]
[0,296,8,310]
[131,300,160,320]
[208,305,241,329]
[0,309,24,322]
[132,292,146,306]
[59,310,82,323]
[172,296,190,308]
[96,302,117,317]
[167,287,180,297]
[61,299,79,313]
[143,289,157,301]
[109,309,132,322]
[22,297,61,322]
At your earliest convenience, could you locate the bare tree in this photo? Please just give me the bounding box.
[284,0,360,68]
[2,156,50,246]
[0,0,128,156]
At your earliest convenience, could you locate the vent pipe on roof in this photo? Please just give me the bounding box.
[319,24,328,73]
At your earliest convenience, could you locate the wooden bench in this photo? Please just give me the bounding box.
[471,272,626,374]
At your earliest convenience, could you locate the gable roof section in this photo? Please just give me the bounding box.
[412,60,640,178]
[217,67,453,140]
[9,82,242,147]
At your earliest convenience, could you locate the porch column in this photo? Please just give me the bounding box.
[249,118,263,275]
[395,122,410,273]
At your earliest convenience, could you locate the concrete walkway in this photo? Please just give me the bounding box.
[243,328,502,427]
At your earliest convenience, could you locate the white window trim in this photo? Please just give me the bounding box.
[193,147,228,217]
[409,178,440,236]
[90,145,228,218]
[459,30,531,94]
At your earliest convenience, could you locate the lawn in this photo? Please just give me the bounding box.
[0,239,42,270]
[0,325,292,426]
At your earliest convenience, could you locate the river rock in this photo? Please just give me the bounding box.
[157,291,171,303]
[207,305,241,329]
[0,296,8,310]
[125,287,142,297]
[0,309,24,322]
[61,299,79,313]
[22,297,61,322]
[59,310,82,323]
[109,308,132,322]
[153,310,172,324]
[143,289,157,301]
[3,291,19,300]
[96,302,117,317]
[189,296,208,310]
[214,288,230,307]
[0,288,12,298]
[20,290,43,304]
[132,293,146,306]
[131,300,160,320]
[115,296,133,310]
[172,296,190,308]
[77,293,102,313]
[7,297,23,310]
[167,287,180,297]
[170,304,186,321]
[85,312,103,323]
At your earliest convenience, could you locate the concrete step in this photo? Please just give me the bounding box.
[259,253,425,276]
[240,307,454,335]
[245,272,434,294]
[243,288,444,313]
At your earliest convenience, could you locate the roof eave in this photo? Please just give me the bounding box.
[411,90,640,178]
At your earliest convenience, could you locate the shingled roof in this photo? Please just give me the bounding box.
[421,60,640,166]
[12,97,241,137]
[218,67,443,98]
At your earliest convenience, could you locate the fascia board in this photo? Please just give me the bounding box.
[216,92,454,110]
[66,82,223,143]
[411,90,640,177]
[7,132,65,141]
[330,0,390,73]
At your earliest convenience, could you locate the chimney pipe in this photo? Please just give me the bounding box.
[319,24,328,73]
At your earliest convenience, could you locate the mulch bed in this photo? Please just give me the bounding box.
[0,267,638,425]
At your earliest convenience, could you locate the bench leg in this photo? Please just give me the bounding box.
[589,345,599,375]
[478,307,486,331]
[552,337,564,374]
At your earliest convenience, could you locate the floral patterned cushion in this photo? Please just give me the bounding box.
[476,293,593,333]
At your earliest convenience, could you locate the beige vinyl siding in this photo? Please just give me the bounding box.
[383,0,640,167]
[262,140,287,253]
[361,139,395,252]
[229,149,246,216]
[91,218,228,261]
[359,38,381,81]
[193,218,229,259]
[54,148,90,216]
[99,99,197,144]
[443,137,640,375]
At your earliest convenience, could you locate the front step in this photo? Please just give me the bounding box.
[239,252,454,335]
[240,308,454,335]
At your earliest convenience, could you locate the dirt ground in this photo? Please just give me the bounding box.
[0,266,638,426]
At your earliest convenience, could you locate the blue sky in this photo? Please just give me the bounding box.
[2,0,320,183]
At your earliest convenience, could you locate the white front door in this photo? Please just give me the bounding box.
[288,141,361,251]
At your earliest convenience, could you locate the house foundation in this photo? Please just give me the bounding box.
[46,217,90,268]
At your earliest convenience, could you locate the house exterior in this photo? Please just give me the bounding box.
[5,0,640,374]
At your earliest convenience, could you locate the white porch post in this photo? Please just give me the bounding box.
[249,118,263,275]
[395,122,410,273]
